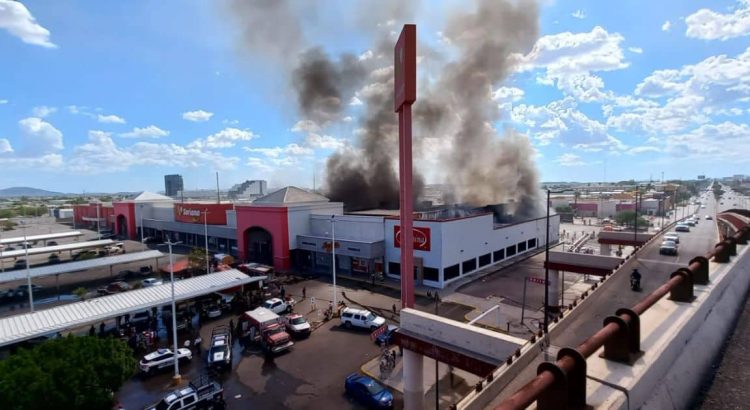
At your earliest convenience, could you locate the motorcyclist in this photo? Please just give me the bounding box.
[630,269,642,290]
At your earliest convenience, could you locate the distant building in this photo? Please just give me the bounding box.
[228,180,267,200]
[164,174,184,197]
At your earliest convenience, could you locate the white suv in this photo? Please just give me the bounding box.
[340,307,386,330]
[139,348,192,375]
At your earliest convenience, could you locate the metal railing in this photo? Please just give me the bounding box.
[494,224,750,410]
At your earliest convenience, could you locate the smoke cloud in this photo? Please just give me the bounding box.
[226,0,543,216]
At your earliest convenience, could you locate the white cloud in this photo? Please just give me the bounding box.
[0,0,56,48]
[628,146,661,155]
[290,120,321,133]
[556,153,586,166]
[685,0,750,41]
[634,69,684,96]
[188,127,257,149]
[182,110,214,122]
[243,143,313,158]
[349,96,363,106]
[0,153,63,168]
[358,50,373,61]
[304,133,348,150]
[18,117,63,153]
[97,114,126,124]
[222,119,239,125]
[492,87,525,102]
[0,99,8,104]
[69,130,239,173]
[517,26,628,101]
[571,10,586,19]
[662,20,672,32]
[32,105,56,118]
[0,138,12,153]
[628,47,643,54]
[120,125,170,138]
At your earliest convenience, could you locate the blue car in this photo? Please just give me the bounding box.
[375,325,399,346]
[344,373,394,409]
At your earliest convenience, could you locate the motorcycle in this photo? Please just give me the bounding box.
[630,277,641,291]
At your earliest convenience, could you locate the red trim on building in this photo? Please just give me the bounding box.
[113,202,136,240]
[72,203,114,231]
[235,206,290,271]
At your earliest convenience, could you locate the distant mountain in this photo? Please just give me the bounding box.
[0,187,67,197]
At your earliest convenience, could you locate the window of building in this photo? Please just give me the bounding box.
[518,241,527,252]
[302,241,316,246]
[347,247,361,252]
[506,244,517,257]
[528,238,537,248]
[493,249,505,262]
[444,264,460,280]
[462,258,477,274]
[423,267,439,282]
[388,262,401,276]
[478,253,491,267]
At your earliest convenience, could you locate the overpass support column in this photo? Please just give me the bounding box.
[600,243,611,256]
[403,349,424,410]
[549,269,561,311]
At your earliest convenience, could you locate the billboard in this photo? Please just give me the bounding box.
[174,203,233,225]
[394,24,416,111]
[394,225,431,251]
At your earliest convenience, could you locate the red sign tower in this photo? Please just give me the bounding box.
[394,24,417,308]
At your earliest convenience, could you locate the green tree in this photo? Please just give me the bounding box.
[2,220,17,231]
[0,335,136,410]
[188,247,208,274]
[615,211,650,229]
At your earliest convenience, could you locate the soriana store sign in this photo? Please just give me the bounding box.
[174,204,232,225]
[394,225,431,251]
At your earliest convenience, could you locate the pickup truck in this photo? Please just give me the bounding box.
[143,374,224,410]
[206,325,232,372]
[262,297,296,315]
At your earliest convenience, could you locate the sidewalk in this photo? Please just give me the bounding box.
[360,347,480,409]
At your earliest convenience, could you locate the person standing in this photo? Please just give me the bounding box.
[310,296,316,312]
[280,285,286,300]
[302,287,306,299]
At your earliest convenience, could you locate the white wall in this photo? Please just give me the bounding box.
[310,214,384,242]
[287,202,343,250]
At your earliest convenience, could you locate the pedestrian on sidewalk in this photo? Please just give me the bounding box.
[310,296,316,311]
[302,287,306,299]
[392,304,397,314]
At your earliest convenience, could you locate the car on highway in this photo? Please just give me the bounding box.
[375,325,399,346]
[705,215,713,220]
[659,240,678,256]
[14,259,27,269]
[340,307,386,330]
[685,219,696,226]
[139,348,192,375]
[5,284,43,299]
[675,224,690,232]
[344,373,394,409]
[141,278,163,287]
[47,241,58,246]
[664,232,680,244]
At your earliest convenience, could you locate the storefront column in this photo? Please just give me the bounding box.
[403,348,424,410]
[600,243,611,256]
[548,268,561,310]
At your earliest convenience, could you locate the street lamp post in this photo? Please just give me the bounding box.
[634,187,639,244]
[544,189,551,334]
[139,204,145,251]
[203,209,210,275]
[22,221,34,312]
[96,203,101,240]
[331,215,337,308]
[160,239,182,384]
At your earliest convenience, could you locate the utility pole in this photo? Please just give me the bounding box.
[544,189,550,334]
[331,215,337,307]
[203,209,210,275]
[159,239,182,384]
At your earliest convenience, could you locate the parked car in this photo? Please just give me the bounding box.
[139,348,192,375]
[47,254,61,264]
[284,313,311,338]
[129,310,152,326]
[206,305,223,319]
[98,281,131,295]
[664,232,680,244]
[46,241,58,246]
[375,325,399,346]
[659,240,678,256]
[675,224,690,232]
[11,284,43,298]
[685,219,696,227]
[262,297,295,315]
[344,373,394,409]
[14,259,27,269]
[144,374,224,410]
[142,278,163,287]
[705,215,713,220]
[340,307,386,330]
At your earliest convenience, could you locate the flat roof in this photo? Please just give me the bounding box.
[0,269,263,347]
[0,231,83,245]
[0,250,165,283]
[0,239,114,259]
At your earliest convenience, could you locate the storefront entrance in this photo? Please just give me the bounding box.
[245,227,273,265]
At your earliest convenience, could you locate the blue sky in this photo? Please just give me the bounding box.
[0,0,749,194]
